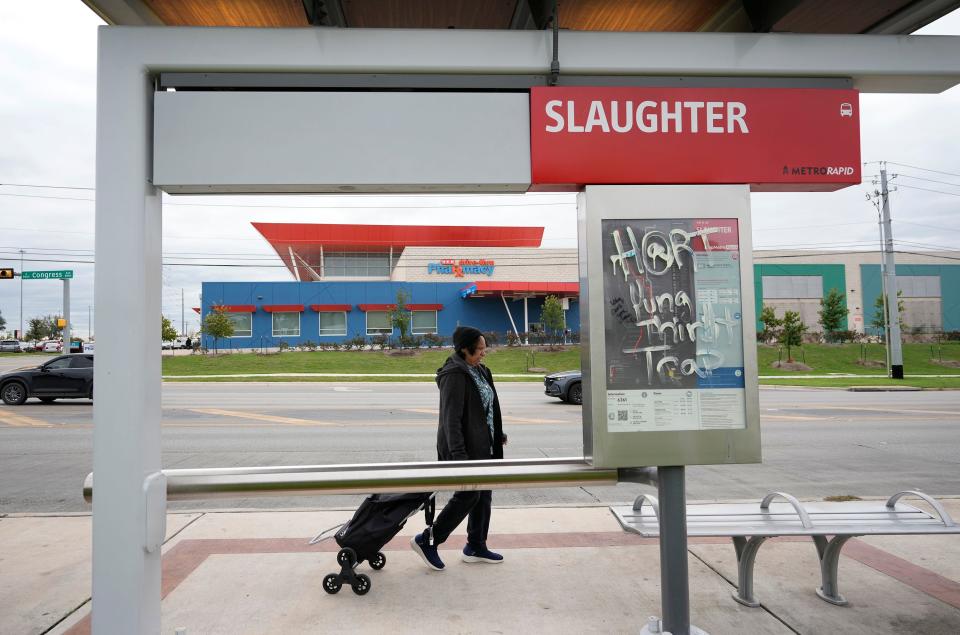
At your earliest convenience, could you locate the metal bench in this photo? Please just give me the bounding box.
[610,490,959,607]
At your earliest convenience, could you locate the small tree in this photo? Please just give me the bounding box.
[541,295,565,345]
[871,291,905,341]
[201,307,234,354]
[161,315,178,344]
[389,289,411,347]
[818,288,849,343]
[0,310,6,332]
[779,310,807,363]
[758,305,781,343]
[25,315,62,340]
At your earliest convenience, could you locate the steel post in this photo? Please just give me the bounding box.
[658,465,690,635]
[91,31,163,633]
[62,278,70,348]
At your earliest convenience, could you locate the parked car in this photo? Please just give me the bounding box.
[0,340,24,353]
[544,370,582,405]
[0,353,94,405]
[42,340,63,353]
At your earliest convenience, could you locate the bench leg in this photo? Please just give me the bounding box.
[731,535,767,607]
[813,535,853,606]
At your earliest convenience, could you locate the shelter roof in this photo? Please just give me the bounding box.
[82,0,957,34]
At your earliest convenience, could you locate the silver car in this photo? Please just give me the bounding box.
[0,340,24,353]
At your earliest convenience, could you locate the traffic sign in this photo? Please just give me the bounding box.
[0,268,14,279]
[21,270,73,280]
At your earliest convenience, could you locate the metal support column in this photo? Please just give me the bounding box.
[62,278,70,348]
[92,34,164,633]
[659,466,690,634]
[642,466,707,635]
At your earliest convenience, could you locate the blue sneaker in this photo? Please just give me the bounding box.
[461,544,504,564]
[411,532,445,571]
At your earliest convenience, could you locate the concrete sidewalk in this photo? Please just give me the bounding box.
[2,499,959,634]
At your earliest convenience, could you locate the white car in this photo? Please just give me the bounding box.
[42,341,63,353]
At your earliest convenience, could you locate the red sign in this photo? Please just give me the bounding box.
[529,87,860,192]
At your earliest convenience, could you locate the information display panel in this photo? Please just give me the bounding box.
[579,186,761,468]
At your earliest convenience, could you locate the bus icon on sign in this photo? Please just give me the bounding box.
[839,103,853,117]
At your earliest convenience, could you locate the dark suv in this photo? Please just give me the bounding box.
[0,354,94,405]
[544,370,582,405]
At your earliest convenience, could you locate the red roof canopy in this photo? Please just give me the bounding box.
[253,223,544,251]
[261,304,304,312]
[310,304,353,312]
[464,281,579,297]
[358,303,443,311]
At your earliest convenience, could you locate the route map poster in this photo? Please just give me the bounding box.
[602,217,746,433]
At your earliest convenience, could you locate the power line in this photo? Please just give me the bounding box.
[896,220,960,235]
[892,183,960,198]
[893,173,960,188]
[885,162,960,179]
[0,183,95,190]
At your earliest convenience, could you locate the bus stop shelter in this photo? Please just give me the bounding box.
[78,1,960,632]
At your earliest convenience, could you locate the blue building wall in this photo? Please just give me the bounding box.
[200,281,580,348]
[860,264,960,334]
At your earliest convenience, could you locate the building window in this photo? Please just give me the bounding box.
[324,251,391,278]
[896,276,941,298]
[319,311,347,337]
[762,275,823,299]
[226,312,252,337]
[411,310,438,335]
[272,312,300,337]
[366,311,392,335]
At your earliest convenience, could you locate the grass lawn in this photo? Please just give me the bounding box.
[159,342,960,388]
[161,346,581,379]
[757,342,960,376]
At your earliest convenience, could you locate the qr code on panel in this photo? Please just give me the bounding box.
[618,410,629,421]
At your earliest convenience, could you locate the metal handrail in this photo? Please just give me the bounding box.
[83,457,621,503]
[760,491,813,529]
[886,490,956,527]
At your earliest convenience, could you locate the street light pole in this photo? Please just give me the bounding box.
[19,248,24,337]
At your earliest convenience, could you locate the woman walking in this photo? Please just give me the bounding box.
[410,326,507,570]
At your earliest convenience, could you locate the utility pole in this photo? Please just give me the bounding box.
[879,164,904,379]
[88,305,92,339]
[181,288,185,337]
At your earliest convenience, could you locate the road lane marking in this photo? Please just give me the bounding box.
[402,408,567,424]
[188,408,337,426]
[814,406,960,417]
[0,411,55,427]
[760,414,823,421]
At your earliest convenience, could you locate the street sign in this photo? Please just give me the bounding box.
[22,270,73,280]
[0,268,14,279]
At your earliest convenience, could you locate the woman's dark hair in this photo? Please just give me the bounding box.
[453,326,484,357]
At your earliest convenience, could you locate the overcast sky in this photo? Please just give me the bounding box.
[1,2,959,338]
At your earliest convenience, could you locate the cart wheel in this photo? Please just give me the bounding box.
[370,552,386,570]
[337,547,357,567]
[322,574,342,594]
[351,573,371,596]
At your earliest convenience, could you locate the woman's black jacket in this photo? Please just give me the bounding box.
[435,353,504,461]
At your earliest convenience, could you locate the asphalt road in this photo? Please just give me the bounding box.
[0,380,958,513]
